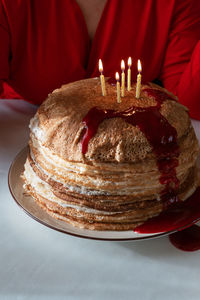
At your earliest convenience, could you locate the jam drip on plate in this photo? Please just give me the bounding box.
[169,224,200,252]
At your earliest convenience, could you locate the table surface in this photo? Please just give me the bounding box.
[0,99,200,300]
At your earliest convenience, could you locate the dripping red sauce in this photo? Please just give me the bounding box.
[169,224,200,252]
[81,87,200,251]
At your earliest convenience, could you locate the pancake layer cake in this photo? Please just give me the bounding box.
[23,78,200,230]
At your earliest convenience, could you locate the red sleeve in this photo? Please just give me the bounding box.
[0,0,10,96]
[160,0,200,120]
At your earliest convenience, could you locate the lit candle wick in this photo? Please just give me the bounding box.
[127,57,132,91]
[136,59,142,99]
[98,59,106,96]
[121,60,125,97]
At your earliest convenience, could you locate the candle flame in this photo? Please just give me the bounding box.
[121,59,125,71]
[128,57,132,68]
[99,59,103,73]
[137,59,142,73]
[115,72,120,81]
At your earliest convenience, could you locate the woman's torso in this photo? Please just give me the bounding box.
[2,0,176,104]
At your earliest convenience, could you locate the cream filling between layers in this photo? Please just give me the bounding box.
[28,147,199,204]
[24,159,124,215]
[30,148,164,198]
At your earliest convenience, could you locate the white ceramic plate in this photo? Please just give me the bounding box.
[8,147,182,241]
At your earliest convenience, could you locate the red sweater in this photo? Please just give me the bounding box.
[0,0,200,118]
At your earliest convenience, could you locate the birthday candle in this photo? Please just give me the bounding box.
[127,57,132,91]
[98,59,106,96]
[121,60,125,97]
[136,59,142,99]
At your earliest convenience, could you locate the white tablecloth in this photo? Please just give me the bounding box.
[0,99,200,300]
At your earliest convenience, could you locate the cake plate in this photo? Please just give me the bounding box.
[8,147,193,241]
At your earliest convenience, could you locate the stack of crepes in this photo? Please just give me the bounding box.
[23,78,200,230]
